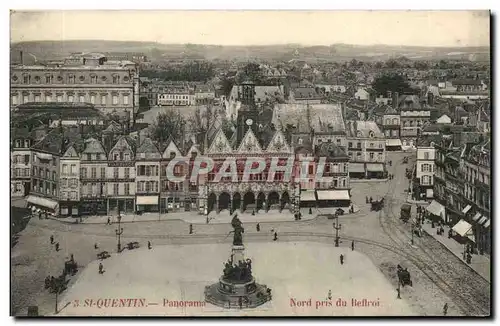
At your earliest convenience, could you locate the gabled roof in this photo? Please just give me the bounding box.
[137,137,161,158]
[315,142,349,160]
[265,129,291,153]
[237,128,262,153]
[207,128,233,154]
[82,137,106,154]
[161,137,182,158]
[346,120,384,138]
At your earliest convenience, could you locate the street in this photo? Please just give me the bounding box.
[10,152,490,316]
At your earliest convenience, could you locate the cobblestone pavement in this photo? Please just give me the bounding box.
[11,152,490,317]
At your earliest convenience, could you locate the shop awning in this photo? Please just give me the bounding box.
[349,163,365,173]
[483,219,490,229]
[366,164,384,172]
[300,191,316,202]
[136,196,159,205]
[472,212,482,221]
[316,190,350,201]
[452,219,473,237]
[26,195,58,210]
[462,205,472,214]
[426,188,434,198]
[478,216,488,225]
[386,139,402,147]
[426,200,445,217]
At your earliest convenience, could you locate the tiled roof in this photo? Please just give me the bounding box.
[315,143,348,160]
[346,120,384,138]
[136,137,161,157]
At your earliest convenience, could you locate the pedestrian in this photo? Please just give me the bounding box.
[369,197,373,203]
[70,254,74,262]
[351,240,355,251]
[365,196,369,203]
[327,290,332,300]
[94,243,99,250]
[396,287,401,299]
[273,232,278,241]
[99,263,104,275]
[256,223,260,232]
[189,224,193,234]
[55,242,60,251]
[443,303,448,316]
[148,241,152,250]
[340,254,344,265]
[50,235,54,244]
[107,217,111,225]
[238,296,243,309]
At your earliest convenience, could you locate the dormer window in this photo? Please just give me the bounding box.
[113,153,119,161]
[369,131,374,138]
[170,152,176,159]
[298,138,303,145]
[15,139,21,148]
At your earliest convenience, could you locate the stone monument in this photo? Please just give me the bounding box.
[204,214,272,309]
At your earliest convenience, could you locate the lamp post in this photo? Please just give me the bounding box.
[115,213,123,253]
[333,213,342,247]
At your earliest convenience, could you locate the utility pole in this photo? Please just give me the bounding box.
[115,212,123,253]
[333,213,342,247]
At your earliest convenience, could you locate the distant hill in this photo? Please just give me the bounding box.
[10,40,491,63]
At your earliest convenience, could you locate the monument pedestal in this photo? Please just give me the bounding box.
[205,214,272,309]
[232,245,245,264]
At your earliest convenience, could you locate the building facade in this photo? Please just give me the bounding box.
[10,53,139,122]
[79,138,108,216]
[11,129,34,197]
[107,136,136,214]
[135,139,161,213]
[345,120,386,179]
[462,140,491,254]
[415,138,438,200]
[59,142,82,216]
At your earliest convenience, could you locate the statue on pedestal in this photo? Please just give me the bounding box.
[231,214,244,246]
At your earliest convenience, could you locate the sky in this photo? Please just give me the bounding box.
[10,10,490,47]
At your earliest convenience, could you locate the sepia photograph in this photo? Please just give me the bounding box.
[9,9,491,317]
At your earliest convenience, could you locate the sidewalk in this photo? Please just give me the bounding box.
[421,222,490,282]
[45,204,362,226]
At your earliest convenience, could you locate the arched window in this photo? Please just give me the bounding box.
[392,118,398,125]
[369,131,374,138]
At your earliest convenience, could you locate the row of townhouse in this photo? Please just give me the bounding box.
[431,132,491,254]
[15,123,355,218]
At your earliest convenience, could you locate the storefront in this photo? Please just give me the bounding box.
[366,163,385,179]
[299,190,316,208]
[425,200,446,223]
[349,163,365,179]
[316,190,351,208]
[26,195,59,215]
[108,198,135,214]
[59,201,80,217]
[385,139,402,151]
[136,195,159,213]
[79,198,107,216]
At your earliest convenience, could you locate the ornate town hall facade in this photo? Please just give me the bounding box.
[199,81,298,214]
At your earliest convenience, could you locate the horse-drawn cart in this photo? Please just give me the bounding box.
[370,198,385,212]
[127,242,140,250]
[97,251,111,260]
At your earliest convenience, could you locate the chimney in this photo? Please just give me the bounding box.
[427,92,434,106]
[20,51,23,65]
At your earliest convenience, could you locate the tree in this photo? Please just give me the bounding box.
[151,110,186,146]
[188,105,217,145]
[372,73,412,97]
[220,78,235,98]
